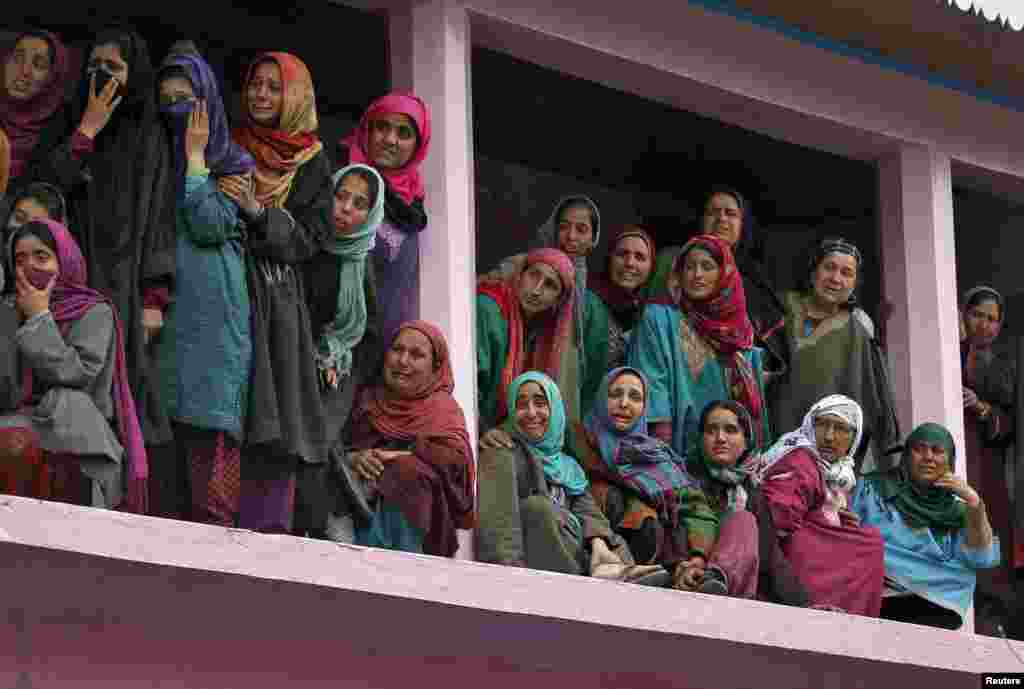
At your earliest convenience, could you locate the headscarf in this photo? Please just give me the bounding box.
[506,371,588,496]
[864,423,967,535]
[961,285,1004,349]
[158,51,255,182]
[477,248,576,423]
[8,219,147,512]
[0,30,70,180]
[693,400,758,512]
[584,367,690,522]
[535,195,601,375]
[757,394,863,493]
[232,52,323,209]
[341,92,431,205]
[316,164,384,378]
[667,234,764,436]
[588,226,655,330]
[804,236,862,307]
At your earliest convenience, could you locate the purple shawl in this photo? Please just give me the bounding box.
[26,219,148,512]
[158,52,255,181]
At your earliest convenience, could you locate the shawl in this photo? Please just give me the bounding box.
[664,234,764,436]
[535,195,601,377]
[757,394,862,492]
[864,423,967,535]
[692,399,759,513]
[505,370,588,496]
[159,52,255,182]
[0,31,70,180]
[341,92,431,205]
[588,226,655,331]
[316,164,384,378]
[232,52,323,209]
[11,219,147,511]
[477,248,576,423]
[584,366,690,521]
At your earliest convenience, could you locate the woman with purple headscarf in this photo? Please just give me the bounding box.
[154,46,255,527]
[0,219,146,510]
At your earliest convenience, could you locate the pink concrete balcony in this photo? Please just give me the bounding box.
[0,495,1021,688]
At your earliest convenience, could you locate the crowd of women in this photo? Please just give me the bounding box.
[0,26,1015,635]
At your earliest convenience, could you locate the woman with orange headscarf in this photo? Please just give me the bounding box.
[227,52,331,536]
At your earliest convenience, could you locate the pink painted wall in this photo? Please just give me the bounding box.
[1,497,1021,688]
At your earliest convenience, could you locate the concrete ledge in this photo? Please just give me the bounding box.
[0,496,1021,688]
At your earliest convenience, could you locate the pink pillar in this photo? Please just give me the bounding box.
[879,146,971,632]
[390,0,478,557]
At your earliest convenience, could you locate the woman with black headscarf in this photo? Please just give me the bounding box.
[24,27,177,513]
[768,237,900,475]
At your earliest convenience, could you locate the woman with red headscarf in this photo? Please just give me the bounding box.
[0,30,70,191]
[227,51,331,537]
[628,234,771,458]
[477,248,578,442]
[0,218,146,510]
[333,320,474,556]
[336,93,430,369]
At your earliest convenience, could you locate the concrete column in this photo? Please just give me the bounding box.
[389,0,478,558]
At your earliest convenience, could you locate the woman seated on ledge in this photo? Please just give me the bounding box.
[477,370,662,581]
[758,394,885,616]
[851,422,999,630]
[679,400,814,605]
[0,219,146,509]
[338,320,474,557]
[575,366,717,575]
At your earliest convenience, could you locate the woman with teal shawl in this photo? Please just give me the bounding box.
[851,422,1000,629]
[476,371,661,580]
[303,163,383,539]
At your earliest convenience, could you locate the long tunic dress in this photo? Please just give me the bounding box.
[851,477,1000,628]
[760,447,885,615]
[627,303,771,458]
[0,303,122,506]
[961,341,1018,607]
[240,150,332,533]
[477,442,634,573]
[770,291,900,474]
[303,250,376,530]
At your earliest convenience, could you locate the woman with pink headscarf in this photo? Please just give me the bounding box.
[336,93,430,369]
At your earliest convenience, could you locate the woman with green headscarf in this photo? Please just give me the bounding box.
[476,370,662,581]
[304,163,382,540]
[851,422,999,629]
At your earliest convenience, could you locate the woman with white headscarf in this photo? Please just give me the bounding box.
[758,394,885,616]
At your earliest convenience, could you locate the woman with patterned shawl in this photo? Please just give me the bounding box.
[477,370,663,580]
[852,422,999,629]
[0,219,147,510]
[1,29,71,190]
[586,225,656,371]
[226,52,331,535]
[958,285,1019,631]
[25,28,178,515]
[574,366,717,574]
[758,394,885,615]
[154,48,255,526]
[339,320,474,556]
[306,163,383,542]
[647,188,788,385]
[627,233,771,460]
[769,236,900,474]
[477,248,578,442]
[336,93,431,370]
